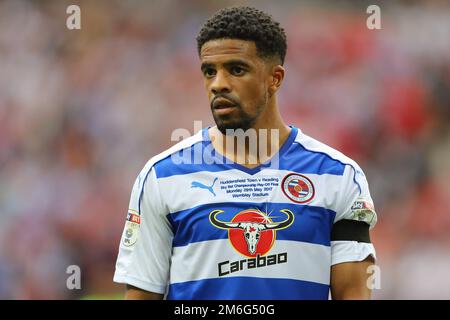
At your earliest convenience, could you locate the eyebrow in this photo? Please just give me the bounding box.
[200,63,214,72]
[224,60,251,69]
[201,59,251,71]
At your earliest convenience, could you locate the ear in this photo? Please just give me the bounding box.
[268,65,285,97]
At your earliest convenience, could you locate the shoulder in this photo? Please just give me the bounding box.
[137,129,205,182]
[293,129,364,176]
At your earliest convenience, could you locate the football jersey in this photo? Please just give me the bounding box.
[113,126,377,300]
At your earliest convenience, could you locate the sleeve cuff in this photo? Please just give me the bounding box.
[331,240,376,266]
[113,273,167,295]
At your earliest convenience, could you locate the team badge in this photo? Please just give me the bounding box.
[209,208,294,258]
[122,210,141,247]
[281,173,315,203]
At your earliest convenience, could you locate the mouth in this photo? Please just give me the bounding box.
[212,98,237,115]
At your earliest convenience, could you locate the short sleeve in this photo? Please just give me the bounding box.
[113,167,173,294]
[331,164,377,266]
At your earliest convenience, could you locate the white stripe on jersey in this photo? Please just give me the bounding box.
[158,168,347,214]
[170,239,331,285]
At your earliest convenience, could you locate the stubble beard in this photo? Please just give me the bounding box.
[212,94,268,136]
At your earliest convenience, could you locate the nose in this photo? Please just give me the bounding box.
[210,70,231,95]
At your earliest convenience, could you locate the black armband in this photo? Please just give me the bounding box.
[331,219,371,243]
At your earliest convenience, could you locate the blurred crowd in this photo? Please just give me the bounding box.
[0,0,449,299]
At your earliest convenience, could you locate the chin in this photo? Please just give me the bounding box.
[216,122,255,135]
[213,109,258,134]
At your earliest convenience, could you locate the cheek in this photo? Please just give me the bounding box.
[234,74,257,92]
[203,80,211,94]
[241,81,267,107]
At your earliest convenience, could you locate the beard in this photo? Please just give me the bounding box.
[213,107,258,135]
[211,93,267,135]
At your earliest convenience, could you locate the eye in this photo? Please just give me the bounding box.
[230,66,245,76]
[203,67,216,78]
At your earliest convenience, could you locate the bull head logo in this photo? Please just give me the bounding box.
[209,209,294,255]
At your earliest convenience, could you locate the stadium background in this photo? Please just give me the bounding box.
[0,0,449,299]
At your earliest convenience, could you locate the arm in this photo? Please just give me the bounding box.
[330,256,374,300]
[124,284,164,300]
[113,168,172,299]
[330,164,378,300]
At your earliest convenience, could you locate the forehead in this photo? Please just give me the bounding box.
[200,39,259,63]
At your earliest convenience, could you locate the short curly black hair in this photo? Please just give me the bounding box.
[196,6,287,65]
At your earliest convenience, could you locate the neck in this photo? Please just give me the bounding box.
[209,96,291,168]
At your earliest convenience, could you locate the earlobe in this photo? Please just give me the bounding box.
[268,81,277,97]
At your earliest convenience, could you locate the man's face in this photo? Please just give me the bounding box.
[200,39,271,134]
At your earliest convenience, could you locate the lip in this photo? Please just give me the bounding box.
[213,105,236,115]
[212,98,236,109]
[212,98,237,115]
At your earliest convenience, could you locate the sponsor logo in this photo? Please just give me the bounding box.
[218,252,288,277]
[351,198,376,224]
[122,210,140,247]
[351,200,374,211]
[191,177,218,196]
[281,173,315,203]
[209,208,294,277]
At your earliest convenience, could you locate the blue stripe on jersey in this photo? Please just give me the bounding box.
[167,202,335,248]
[167,277,330,300]
[153,127,347,179]
[292,141,362,194]
[283,142,345,176]
[153,140,231,178]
